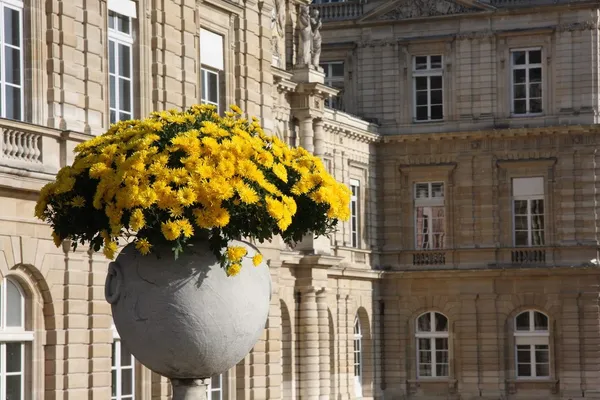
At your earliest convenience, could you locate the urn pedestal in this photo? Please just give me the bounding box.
[105,239,272,399]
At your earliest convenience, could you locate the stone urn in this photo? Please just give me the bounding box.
[104,238,272,399]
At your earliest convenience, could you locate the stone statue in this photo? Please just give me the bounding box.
[310,8,322,68]
[271,0,286,67]
[296,4,312,67]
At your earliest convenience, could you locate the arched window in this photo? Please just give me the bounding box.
[112,325,135,400]
[415,311,449,378]
[353,316,362,398]
[514,310,549,378]
[0,278,32,400]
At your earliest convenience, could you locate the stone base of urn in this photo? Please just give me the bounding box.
[105,238,272,400]
[171,379,209,400]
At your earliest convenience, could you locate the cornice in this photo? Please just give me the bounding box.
[381,124,600,143]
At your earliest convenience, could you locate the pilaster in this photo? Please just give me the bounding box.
[316,288,330,399]
[297,286,320,399]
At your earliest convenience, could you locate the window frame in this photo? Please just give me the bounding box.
[200,67,220,113]
[414,182,446,250]
[108,10,135,124]
[353,316,363,398]
[0,0,25,121]
[509,47,543,117]
[513,310,550,380]
[111,325,136,400]
[415,311,449,379]
[207,373,224,400]
[512,177,545,247]
[412,55,444,123]
[0,277,32,400]
[321,61,344,109]
[350,178,360,248]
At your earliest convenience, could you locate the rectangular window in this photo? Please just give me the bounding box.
[417,337,449,378]
[200,29,224,113]
[413,55,443,122]
[516,344,550,378]
[108,11,134,124]
[208,374,224,400]
[414,182,445,250]
[201,68,220,111]
[321,61,344,110]
[112,339,135,400]
[512,177,545,246]
[350,179,360,248]
[511,48,542,115]
[0,1,24,120]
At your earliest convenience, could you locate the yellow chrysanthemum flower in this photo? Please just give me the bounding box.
[252,253,263,267]
[177,218,194,238]
[226,246,247,262]
[70,196,86,208]
[161,220,181,241]
[226,263,242,277]
[103,241,118,260]
[135,238,152,255]
[129,209,146,231]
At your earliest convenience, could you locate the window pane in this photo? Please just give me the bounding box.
[110,76,116,108]
[436,350,448,364]
[212,392,222,400]
[418,338,431,351]
[535,345,549,363]
[513,69,526,84]
[436,363,449,377]
[430,105,443,120]
[119,78,131,112]
[419,364,432,376]
[435,338,448,351]
[514,216,528,230]
[430,89,443,105]
[515,231,528,246]
[430,76,442,90]
[531,215,544,230]
[512,51,526,65]
[414,76,427,91]
[435,313,448,332]
[331,63,344,77]
[516,312,530,331]
[529,83,542,99]
[7,280,22,327]
[209,73,219,104]
[121,368,133,396]
[112,342,117,367]
[417,314,431,332]
[121,344,133,367]
[5,47,21,85]
[119,112,132,121]
[517,363,531,377]
[4,8,21,47]
[415,184,429,199]
[513,84,526,100]
[109,41,116,74]
[415,56,427,70]
[111,369,118,396]
[118,14,131,34]
[416,106,428,121]
[536,363,549,377]
[534,312,548,330]
[119,44,131,78]
[430,55,442,69]
[530,99,542,114]
[108,12,115,29]
[529,68,542,83]
[419,350,431,363]
[416,91,428,106]
[513,99,526,114]
[5,85,22,121]
[529,50,542,64]
[6,375,21,400]
[6,343,21,372]
[110,110,117,125]
[514,200,528,215]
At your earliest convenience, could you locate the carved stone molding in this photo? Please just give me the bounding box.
[377,0,480,21]
[456,29,495,40]
[556,20,599,32]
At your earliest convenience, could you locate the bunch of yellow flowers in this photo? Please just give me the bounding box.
[34,104,351,276]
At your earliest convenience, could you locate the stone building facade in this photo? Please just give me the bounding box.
[0,0,598,399]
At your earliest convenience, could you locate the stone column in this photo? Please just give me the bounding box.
[298,115,315,153]
[298,287,320,399]
[313,119,325,158]
[317,289,330,399]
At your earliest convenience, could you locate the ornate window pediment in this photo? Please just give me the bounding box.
[362,0,483,22]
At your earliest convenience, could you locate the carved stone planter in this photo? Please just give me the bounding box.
[105,239,271,399]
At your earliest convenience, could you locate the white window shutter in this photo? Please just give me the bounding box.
[201,29,224,71]
[107,0,137,18]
